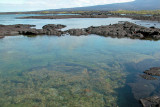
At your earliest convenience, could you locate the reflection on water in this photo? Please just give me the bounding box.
[0,35,160,106]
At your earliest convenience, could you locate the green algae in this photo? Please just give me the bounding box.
[0,61,127,107]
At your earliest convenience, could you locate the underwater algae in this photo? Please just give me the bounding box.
[0,60,127,107]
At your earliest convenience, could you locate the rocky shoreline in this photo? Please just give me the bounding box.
[140,67,160,107]
[1,22,160,40]
[18,14,160,21]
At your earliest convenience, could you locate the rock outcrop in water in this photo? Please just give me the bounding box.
[140,95,160,107]
[140,67,160,80]
[139,67,160,107]
[144,67,160,76]
[140,74,158,80]
[67,29,88,36]
[42,24,66,36]
[70,22,160,40]
[0,22,160,40]
[0,24,36,36]
[0,24,66,36]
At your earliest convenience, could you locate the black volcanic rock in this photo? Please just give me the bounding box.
[144,67,160,76]
[140,96,160,107]
[1,22,160,40]
[0,24,66,36]
[140,74,158,80]
[0,24,35,36]
[84,22,160,40]
[67,29,88,36]
[42,24,66,30]
[42,24,66,36]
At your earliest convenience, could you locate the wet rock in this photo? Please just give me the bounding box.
[0,36,4,39]
[133,33,144,39]
[20,29,44,35]
[0,24,66,36]
[150,26,155,29]
[140,74,158,80]
[42,24,66,36]
[140,96,160,107]
[0,24,36,36]
[67,29,88,36]
[144,67,160,76]
[1,22,160,40]
[42,24,66,30]
[84,22,160,40]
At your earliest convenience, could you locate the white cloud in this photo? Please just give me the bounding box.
[0,0,135,12]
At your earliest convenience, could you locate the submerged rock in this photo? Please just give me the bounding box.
[140,74,158,80]
[144,67,160,76]
[140,96,160,107]
[139,67,160,107]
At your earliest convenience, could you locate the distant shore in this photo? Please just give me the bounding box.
[1,10,160,21]
[17,14,160,22]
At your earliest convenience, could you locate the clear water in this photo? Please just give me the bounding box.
[0,14,160,107]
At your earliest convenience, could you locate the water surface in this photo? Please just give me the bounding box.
[0,14,160,107]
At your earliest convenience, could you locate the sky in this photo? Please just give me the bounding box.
[0,0,134,12]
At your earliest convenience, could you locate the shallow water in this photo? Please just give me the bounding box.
[0,14,160,107]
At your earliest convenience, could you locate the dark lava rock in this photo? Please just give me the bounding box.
[0,24,66,36]
[140,96,160,107]
[144,67,160,76]
[42,24,66,36]
[1,22,160,40]
[0,24,36,36]
[84,22,160,40]
[140,74,158,80]
[67,29,88,36]
[0,36,4,39]
[20,29,44,35]
[42,24,66,30]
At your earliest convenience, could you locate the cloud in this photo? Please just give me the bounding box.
[0,0,134,12]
